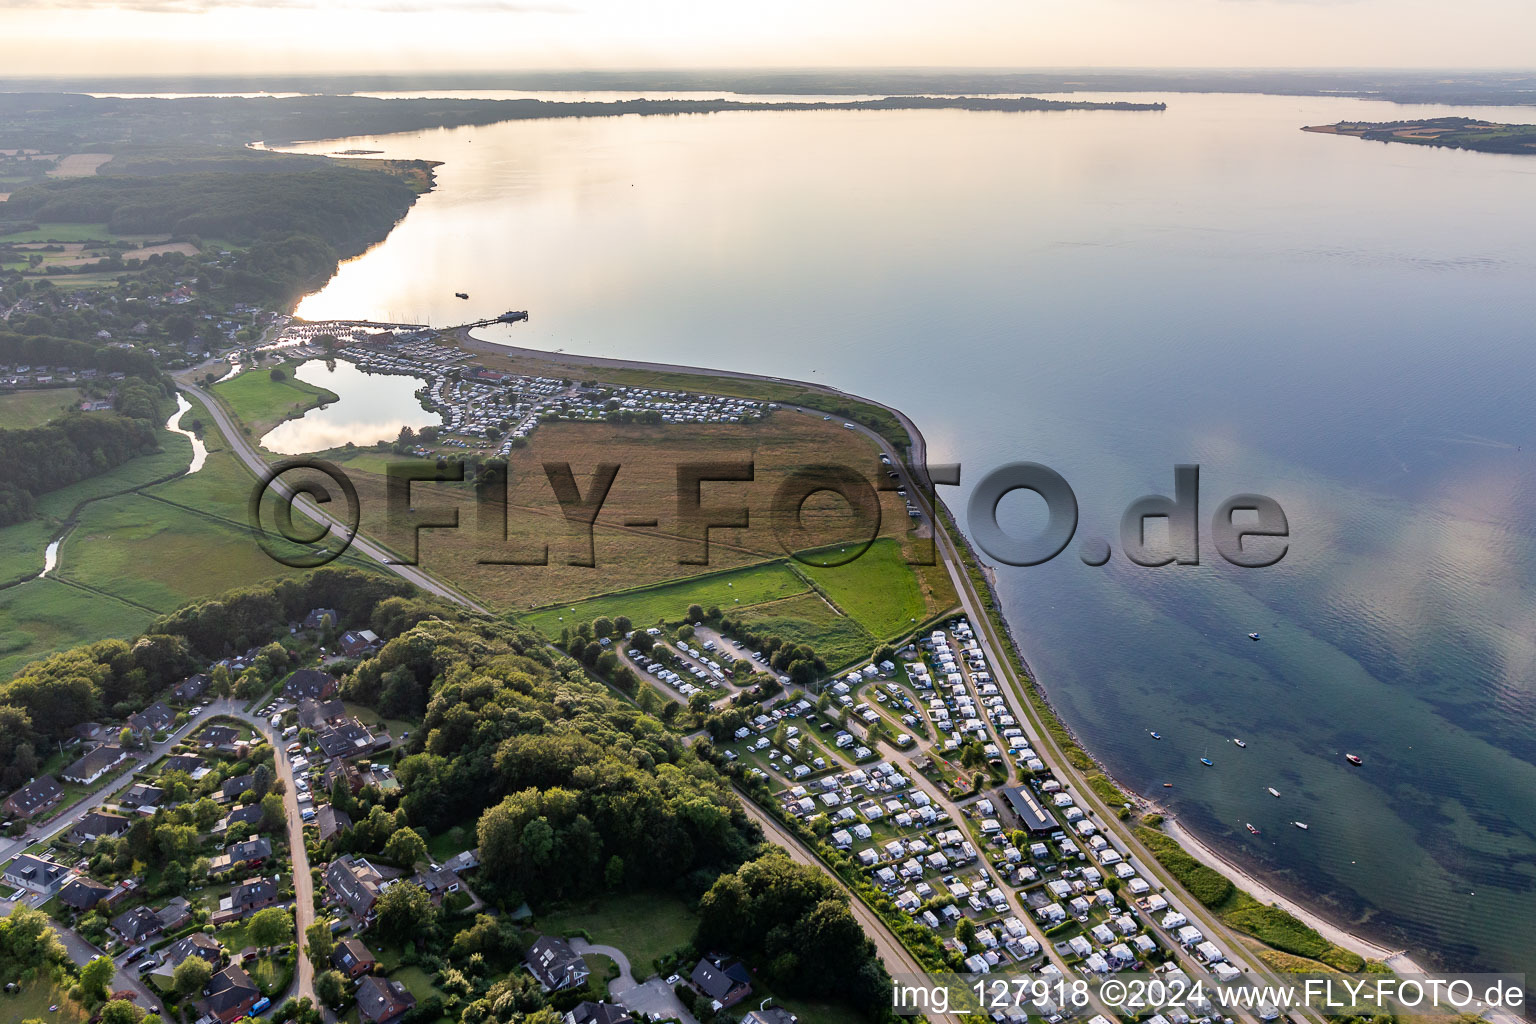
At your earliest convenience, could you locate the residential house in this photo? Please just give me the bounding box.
[211,837,272,873]
[690,957,752,1010]
[331,937,377,980]
[158,932,223,974]
[322,758,364,795]
[525,936,590,992]
[316,804,353,842]
[222,877,279,920]
[326,855,388,923]
[3,854,71,895]
[222,774,256,800]
[283,668,338,701]
[3,775,63,819]
[156,897,193,933]
[297,698,347,731]
[741,1010,799,1024]
[201,965,260,1024]
[68,811,131,845]
[200,725,243,752]
[219,803,266,833]
[411,864,463,906]
[564,1003,634,1024]
[112,905,164,944]
[338,630,381,658]
[126,701,176,738]
[61,745,130,785]
[161,754,208,777]
[316,718,384,760]
[173,673,212,702]
[356,975,416,1024]
[303,608,338,631]
[58,876,115,911]
[117,783,164,810]
[443,849,480,874]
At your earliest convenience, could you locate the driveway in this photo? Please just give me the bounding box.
[567,939,635,995]
[615,977,699,1024]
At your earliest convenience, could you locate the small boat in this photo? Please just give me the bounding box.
[454,291,469,299]
[1248,632,1261,641]
[1246,823,1260,835]
[1345,754,1363,766]
[1233,738,1247,748]
[1267,787,1281,798]
[1163,782,1174,788]
[1150,731,1162,740]
[1200,758,1214,767]
[1293,821,1310,830]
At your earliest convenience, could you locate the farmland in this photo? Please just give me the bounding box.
[0,387,82,428]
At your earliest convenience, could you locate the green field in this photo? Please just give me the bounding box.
[795,537,927,639]
[213,361,338,437]
[535,890,699,977]
[0,388,82,428]
[0,222,126,243]
[0,981,89,1024]
[0,577,157,675]
[522,560,810,634]
[732,592,876,668]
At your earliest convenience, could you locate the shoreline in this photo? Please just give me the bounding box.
[279,315,1436,984]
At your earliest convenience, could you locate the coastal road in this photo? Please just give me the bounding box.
[179,381,488,615]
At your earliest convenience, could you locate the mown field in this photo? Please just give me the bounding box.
[522,560,809,634]
[0,387,82,428]
[213,361,337,436]
[331,415,913,613]
[534,890,699,977]
[0,981,88,1024]
[796,536,933,638]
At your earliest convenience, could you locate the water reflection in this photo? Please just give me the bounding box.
[259,359,440,454]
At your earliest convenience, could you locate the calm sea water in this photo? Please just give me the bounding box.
[288,92,1536,973]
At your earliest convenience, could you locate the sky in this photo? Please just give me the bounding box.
[3,0,1535,77]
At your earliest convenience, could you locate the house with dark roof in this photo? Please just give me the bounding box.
[411,865,463,905]
[1002,785,1056,833]
[283,668,338,701]
[338,629,381,658]
[158,931,222,975]
[740,1009,798,1024]
[219,803,266,833]
[201,965,260,1024]
[161,754,207,777]
[112,905,164,943]
[331,936,376,980]
[3,854,70,895]
[322,758,364,795]
[225,877,279,919]
[297,698,347,730]
[200,725,244,752]
[316,804,353,842]
[118,783,164,810]
[3,775,63,819]
[68,810,131,845]
[356,975,416,1024]
[525,936,590,992]
[211,837,272,873]
[173,672,211,702]
[222,774,256,800]
[326,855,387,923]
[316,719,385,760]
[126,701,176,738]
[156,896,193,932]
[690,957,752,1009]
[304,608,338,631]
[58,876,115,911]
[61,744,131,785]
[564,1002,635,1024]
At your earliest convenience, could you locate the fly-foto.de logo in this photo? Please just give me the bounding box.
[247,458,1288,571]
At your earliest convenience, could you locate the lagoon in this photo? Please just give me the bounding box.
[258,359,440,454]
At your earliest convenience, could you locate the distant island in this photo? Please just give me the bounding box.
[1303,117,1536,155]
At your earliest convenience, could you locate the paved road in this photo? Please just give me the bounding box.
[0,700,244,864]
[178,381,488,615]
[567,938,636,994]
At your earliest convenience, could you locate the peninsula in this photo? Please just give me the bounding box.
[1303,116,1536,154]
